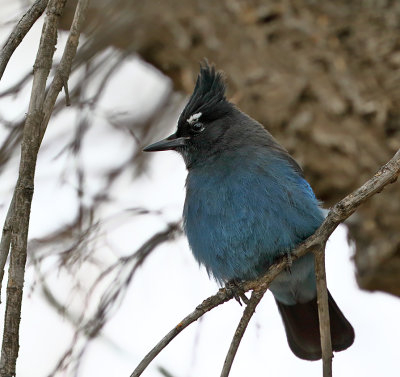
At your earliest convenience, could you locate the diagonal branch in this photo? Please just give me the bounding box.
[130,147,400,377]
[220,289,267,377]
[0,0,49,81]
[130,288,235,377]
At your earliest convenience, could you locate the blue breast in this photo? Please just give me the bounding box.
[183,148,324,285]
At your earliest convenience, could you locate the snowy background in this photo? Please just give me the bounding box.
[0,2,399,376]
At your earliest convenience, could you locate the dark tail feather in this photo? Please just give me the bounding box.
[275,291,355,361]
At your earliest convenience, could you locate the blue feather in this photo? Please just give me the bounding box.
[183,147,324,301]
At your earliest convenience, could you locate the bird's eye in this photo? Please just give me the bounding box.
[191,122,205,133]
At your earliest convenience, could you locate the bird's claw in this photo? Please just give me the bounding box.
[225,279,250,306]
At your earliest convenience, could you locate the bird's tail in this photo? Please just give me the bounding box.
[275,290,355,360]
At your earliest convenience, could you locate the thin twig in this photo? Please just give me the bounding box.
[130,147,400,377]
[314,246,332,377]
[220,289,266,377]
[0,0,67,372]
[130,288,235,377]
[0,0,49,81]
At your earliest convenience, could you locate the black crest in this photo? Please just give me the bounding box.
[178,62,231,126]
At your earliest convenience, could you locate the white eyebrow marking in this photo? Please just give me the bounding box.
[187,112,202,124]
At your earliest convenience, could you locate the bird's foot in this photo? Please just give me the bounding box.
[285,252,293,273]
[225,279,250,306]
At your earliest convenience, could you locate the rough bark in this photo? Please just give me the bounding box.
[0,1,67,374]
[0,0,89,374]
[59,0,400,296]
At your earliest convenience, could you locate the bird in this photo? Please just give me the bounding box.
[143,62,354,361]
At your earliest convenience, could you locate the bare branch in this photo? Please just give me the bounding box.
[220,290,266,377]
[0,194,15,303]
[314,246,332,377]
[0,0,67,372]
[0,2,67,374]
[130,288,235,377]
[0,0,49,81]
[130,147,400,377]
[0,0,93,374]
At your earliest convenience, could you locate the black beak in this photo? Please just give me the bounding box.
[143,133,189,152]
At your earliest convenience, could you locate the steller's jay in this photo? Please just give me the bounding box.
[143,63,354,360]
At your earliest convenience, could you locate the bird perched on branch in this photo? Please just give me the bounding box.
[144,62,354,360]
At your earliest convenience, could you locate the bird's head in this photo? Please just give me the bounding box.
[143,62,242,167]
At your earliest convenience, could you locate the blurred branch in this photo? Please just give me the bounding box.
[157,366,177,377]
[0,71,32,98]
[130,147,400,377]
[89,222,182,298]
[46,222,181,376]
[0,0,49,81]
[84,222,182,341]
[0,119,24,169]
